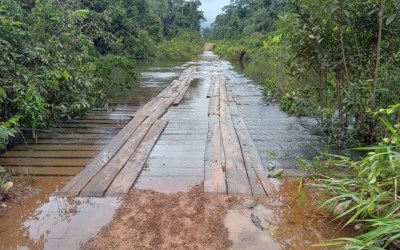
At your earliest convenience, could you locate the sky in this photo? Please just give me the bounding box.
[199,0,230,27]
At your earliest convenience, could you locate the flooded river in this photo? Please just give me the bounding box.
[0,53,350,249]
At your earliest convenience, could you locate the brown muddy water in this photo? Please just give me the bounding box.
[0,53,354,249]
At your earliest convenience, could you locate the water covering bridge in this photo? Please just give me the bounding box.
[0,51,282,198]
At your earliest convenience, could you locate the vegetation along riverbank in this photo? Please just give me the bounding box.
[207,0,399,249]
[0,0,205,150]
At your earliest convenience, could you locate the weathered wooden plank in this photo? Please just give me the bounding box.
[231,115,265,196]
[173,75,194,105]
[60,123,126,129]
[160,80,181,98]
[11,144,103,151]
[105,119,168,197]
[64,119,129,124]
[208,95,220,116]
[204,115,226,194]
[37,133,114,140]
[232,115,275,197]
[206,76,215,98]
[0,158,88,167]
[27,139,109,145]
[226,82,274,197]
[79,123,151,197]
[57,114,147,197]
[0,150,97,158]
[11,166,83,176]
[219,83,252,195]
[140,167,204,178]
[146,158,202,168]
[142,98,173,125]
[47,128,119,134]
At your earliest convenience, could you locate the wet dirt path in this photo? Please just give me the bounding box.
[0,53,354,249]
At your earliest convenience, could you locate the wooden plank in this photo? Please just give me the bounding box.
[160,80,181,98]
[232,115,275,197]
[0,150,97,158]
[37,133,114,139]
[105,119,168,197]
[219,83,252,195]
[140,167,204,178]
[11,144,103,151]
[47,127,119,134]
[231,115,265,196]
[206,76,215,98]
[64,119,129,124]
[0,158,88,167]
[208,95,220,116]
[142,98,173,125]
[27,139,109,145]
[208,76,220,115]
[226,82,274,197]
[57,114,147,197]
[79,123,152,197]
[10,166,83,176]
[173,76,194,105]
[60,123,126,128]
[204,115,226,194]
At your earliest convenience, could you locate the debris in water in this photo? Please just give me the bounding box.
[250,213,264,231]
[333,200,352,217]
[1,181,13,194]
[243,199,257,209]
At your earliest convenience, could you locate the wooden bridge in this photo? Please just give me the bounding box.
[0,58,274,198]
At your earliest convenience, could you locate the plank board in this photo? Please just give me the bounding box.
[204,115,226,194]
[231,115,265,195]
[79,123,152,197]
[173,75,194,105]
[37,133,114,139]
[105,119,168,196]
[206,76,215,98]
[0,150,97,158]
[11,166,83,176]
[57,114,147,196]
[0,158,87,167]
[232,114,275,197]
[219,80,252,195]
[11,144,103,151]
[26,139,109,145]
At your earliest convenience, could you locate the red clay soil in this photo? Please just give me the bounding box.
[203,43,214,51]
[82,184,233,250]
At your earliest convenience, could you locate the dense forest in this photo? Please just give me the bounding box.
[208,0,400,248]
[0,0,205,148]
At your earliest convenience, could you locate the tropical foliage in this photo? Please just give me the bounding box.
[316,104,400,249]
[0,0,205,149]
[210,0,400,146]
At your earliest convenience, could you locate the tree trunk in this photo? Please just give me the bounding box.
[372,0,384,108]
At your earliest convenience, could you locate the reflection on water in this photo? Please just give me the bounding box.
[226,179,357,249]
[23,196,121,250]
[0,177,121,250]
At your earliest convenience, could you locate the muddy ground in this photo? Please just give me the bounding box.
[0,179,40,216]
[82,184,232,249]
[82,180,356,250]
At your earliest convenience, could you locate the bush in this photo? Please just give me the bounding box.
[316,104,400,249]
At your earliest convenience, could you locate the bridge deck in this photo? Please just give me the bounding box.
[0,62,274,197]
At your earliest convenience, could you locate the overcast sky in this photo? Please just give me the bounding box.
[199,0,230,27]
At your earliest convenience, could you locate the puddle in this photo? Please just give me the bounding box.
[225,179,357,249]
[0,178,121,250]
[225,206,281,250]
